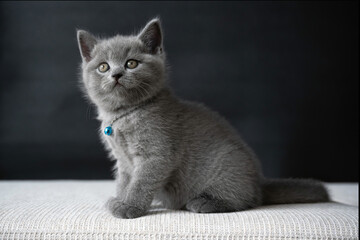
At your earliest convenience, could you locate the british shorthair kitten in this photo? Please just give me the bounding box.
[77,18,329,219]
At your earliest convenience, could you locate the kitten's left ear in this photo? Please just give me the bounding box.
[77,30,97,62]
[138,18,163,54]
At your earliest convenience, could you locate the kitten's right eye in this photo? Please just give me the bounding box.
[98,63,110,73]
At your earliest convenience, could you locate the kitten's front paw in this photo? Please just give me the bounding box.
[106,197,146,219]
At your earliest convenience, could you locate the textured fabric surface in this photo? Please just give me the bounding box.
[0,181,358,240]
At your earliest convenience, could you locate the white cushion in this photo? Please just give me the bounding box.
[0,180,358,240]
[326,182,358,206]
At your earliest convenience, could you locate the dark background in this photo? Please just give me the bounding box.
[0,1,358,181]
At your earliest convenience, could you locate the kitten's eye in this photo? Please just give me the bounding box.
[98,63,110,73]
[125,60,139,69]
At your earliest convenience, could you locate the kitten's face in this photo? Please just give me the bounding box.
[77,19,165,111]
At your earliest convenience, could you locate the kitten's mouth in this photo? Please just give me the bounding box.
[113,81,124,89]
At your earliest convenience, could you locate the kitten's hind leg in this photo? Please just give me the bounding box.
[185,193,235,213]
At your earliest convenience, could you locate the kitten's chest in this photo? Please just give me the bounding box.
[100,117,141,167]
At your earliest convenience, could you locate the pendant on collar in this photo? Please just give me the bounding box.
[104,126,113,136]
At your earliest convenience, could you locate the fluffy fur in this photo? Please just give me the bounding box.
[77,18,329,219]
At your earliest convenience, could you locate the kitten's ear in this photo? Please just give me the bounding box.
[77,30,97,62]
[138,18,163,54]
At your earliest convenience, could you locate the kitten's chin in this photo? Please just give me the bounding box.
[92,80,164,112]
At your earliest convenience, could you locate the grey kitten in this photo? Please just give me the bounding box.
[77,18,329,219]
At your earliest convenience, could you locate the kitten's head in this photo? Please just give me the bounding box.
[77,18,166,111]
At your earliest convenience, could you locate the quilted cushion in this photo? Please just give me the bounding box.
[0,180,358,240]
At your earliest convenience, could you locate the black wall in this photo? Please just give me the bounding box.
[0,1,358,181]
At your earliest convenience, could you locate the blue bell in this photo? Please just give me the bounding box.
[104,126,113,136]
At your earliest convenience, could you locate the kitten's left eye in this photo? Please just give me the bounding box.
[98,63,110,73]
[125,59,139,69]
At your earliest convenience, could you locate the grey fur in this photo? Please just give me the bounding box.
[77,18,329,219]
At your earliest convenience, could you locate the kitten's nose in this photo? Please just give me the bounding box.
[112,73,123,81]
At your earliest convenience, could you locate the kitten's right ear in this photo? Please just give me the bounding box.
[138,18,163,54]
[77,30,97,62]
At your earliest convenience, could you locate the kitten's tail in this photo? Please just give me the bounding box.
[261,178,330,205]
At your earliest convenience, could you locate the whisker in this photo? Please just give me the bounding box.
[137,83,151,100]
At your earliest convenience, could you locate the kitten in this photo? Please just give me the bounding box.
[77,18,329,219]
